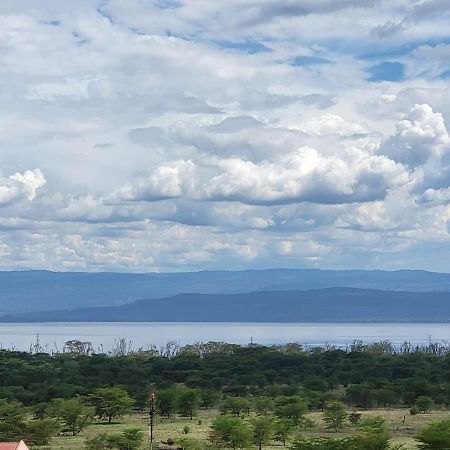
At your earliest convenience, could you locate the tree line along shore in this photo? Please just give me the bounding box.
[2,340,450,449]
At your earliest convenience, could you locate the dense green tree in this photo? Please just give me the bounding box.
[3,341,450,421]
[0,399,59,445]
[178,389,201,419]
[0,415,26,442]
[0,399,26,442]
[220,397,253,417]
[275,396,306,424]
[254,396,273,415]
[201,389,221,409]
[24,419,61,446]
[157,388,179,418]
[251,416,274,450]
[33,401,52,419]
[274,418,295,446]
[90,387,134,423]
[415,396,434,414]
[376,387,399,407]
[51,398,93,435]
[323,401,348,432]
[210,415,251,449]
[0,398,22,421]
[346,384,375,410]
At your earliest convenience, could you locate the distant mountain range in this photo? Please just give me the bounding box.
[3,269,450,315]
[2,288,450,323]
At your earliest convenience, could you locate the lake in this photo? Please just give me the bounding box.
[0,322,449,352]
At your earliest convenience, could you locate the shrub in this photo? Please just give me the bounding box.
[416,418,450,449]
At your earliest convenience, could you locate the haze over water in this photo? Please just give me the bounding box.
[1,322,449,353]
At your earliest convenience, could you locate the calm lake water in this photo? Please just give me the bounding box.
[0,322,449,352]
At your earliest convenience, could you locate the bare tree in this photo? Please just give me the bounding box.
[159,340,180,358]
[64,339,94,356]
[111,337,133,356]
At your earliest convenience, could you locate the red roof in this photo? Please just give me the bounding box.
[0,441,29,450]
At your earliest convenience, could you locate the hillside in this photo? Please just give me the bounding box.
[3,288,450,323]
[2,269,450,314]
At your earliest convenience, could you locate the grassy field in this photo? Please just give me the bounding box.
[35,407,449,450]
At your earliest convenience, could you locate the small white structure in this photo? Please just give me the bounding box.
[0,441,30,450]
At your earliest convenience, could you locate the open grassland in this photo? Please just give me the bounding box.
[34,407,450,450]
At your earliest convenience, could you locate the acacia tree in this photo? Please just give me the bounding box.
[323,401,348,432]
[90,387,134,423]
[0,399,59,446]
[275,396,306,425]
[251,416,274,450]
[415,396,434,414]
[210,416,251,449]
[201,389,221,409]
[157,388,179,418]
[51,398,93,435]
[254,397,273,416]
[274,418,295,446]
[220,397,253,417]
[178,389,201,419]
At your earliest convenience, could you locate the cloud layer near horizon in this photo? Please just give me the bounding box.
[2,0,450,272]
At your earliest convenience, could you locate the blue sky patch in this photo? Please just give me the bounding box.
[155,0,182,9]
[367,61,405,82]
[215,40,271,54]
[291,55,330,66]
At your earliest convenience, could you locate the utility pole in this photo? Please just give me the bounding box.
[149,392,155,450]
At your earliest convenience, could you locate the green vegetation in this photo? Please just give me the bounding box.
[85,428,144,450]
[323,401,348,432]
[210,415,252,448]
[0,399,60,445]
[251,416,274,450]
[89,388,134,424]
[416,418,450,449]
[1,340,450,448]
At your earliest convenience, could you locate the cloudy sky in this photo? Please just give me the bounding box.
[2,0,450,272]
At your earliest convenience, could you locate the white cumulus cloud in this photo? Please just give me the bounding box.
[0,169,46,206]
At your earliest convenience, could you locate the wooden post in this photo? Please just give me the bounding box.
[149,392,155,450]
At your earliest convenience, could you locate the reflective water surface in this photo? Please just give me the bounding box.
[0,322,449,352]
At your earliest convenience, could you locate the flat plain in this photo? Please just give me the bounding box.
[34,407,448,450]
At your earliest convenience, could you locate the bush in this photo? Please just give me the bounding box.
[348,412,362,426]
[85,428,143,450]
[290,437,351,450]
[177,437,216,450]
[416,418,450,449]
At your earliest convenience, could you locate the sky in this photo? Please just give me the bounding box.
[2,0,450,272]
